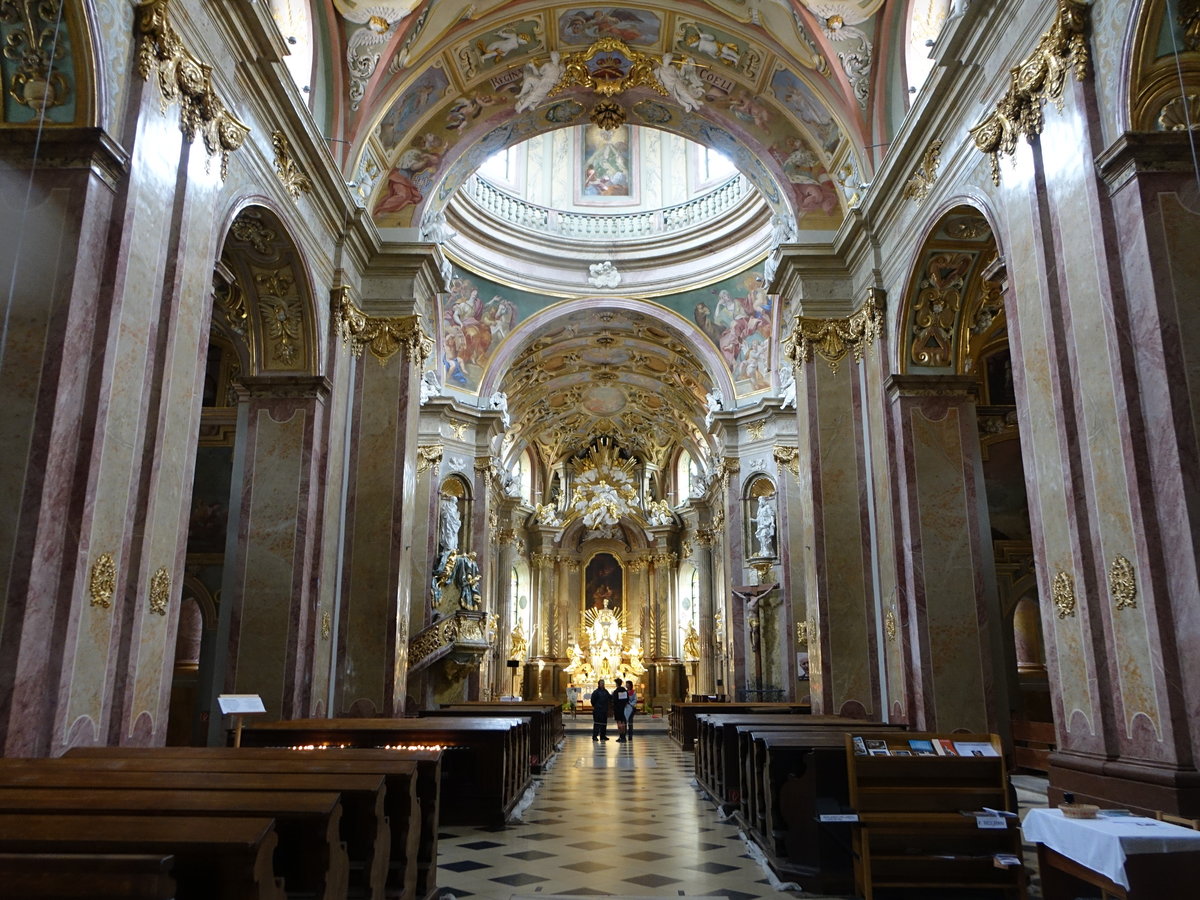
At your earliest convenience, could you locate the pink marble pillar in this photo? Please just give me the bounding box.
[887,375,1007,735]
[220,376,330,720]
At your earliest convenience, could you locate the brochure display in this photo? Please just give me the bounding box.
[844,732,1026,899]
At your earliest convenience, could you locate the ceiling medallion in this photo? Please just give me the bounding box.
[589,99,625,131]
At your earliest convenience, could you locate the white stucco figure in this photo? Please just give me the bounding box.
[419,370,441,405]
[705,389,724,429]
[654,53,706,112]
[488,390,510,429]
[514,51,563,113]
[754,495,776,558]
[439,496,461,553]
[779,363,797,409]
[587,260,621,288]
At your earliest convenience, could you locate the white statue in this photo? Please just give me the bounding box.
[533,502,561,526]
[419,370,441,406]
[513,51,563,113]
[754,495,776,558]
[439,496,461,554]
[705,389,724,429]
[419,209,456,244]
[587,260,621,289]
[488,390,510,429]
[646,498,673,526]
[654,53,706,112]
[779,363,797,409]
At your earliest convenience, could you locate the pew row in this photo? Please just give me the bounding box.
[427,702,563,771]
[239,717,531,826]
[63,746,440,900]
[669,701,810,751]
[0,760,387,900]
[0,813,282,900]
[0,852,176,900]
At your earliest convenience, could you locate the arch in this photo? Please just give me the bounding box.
[214,202,321,378]
[1125,0,1200,133]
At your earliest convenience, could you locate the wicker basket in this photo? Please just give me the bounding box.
[1060,803,1099,819]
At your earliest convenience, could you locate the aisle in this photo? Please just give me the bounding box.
[436,717,807,899]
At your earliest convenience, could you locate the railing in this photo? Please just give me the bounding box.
[462,174,751,240]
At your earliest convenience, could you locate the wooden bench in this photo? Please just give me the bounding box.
[1011,718,1055,773]
[669,702,810,751]
[0,760,388,900]
[66,745,438,900]
[0,852,176,899]
[0,813,283,900]
[0,787,346,900]
[432,702,564,771]
[241,717,530,826]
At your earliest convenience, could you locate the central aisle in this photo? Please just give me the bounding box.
[435,717,814,899]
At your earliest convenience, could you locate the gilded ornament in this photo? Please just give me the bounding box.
[1110,555,1137,611]
[751,561,774,585]
[2,0,71,118]
[1180,1,1200,53]
[902,139,942,202]
[148,566,170,616]
[416,445,443,474]
[773,446,800,478]
[133,0,249,179]
[333,288,433,366]
[1158,95,1200,132]
[970,0,1090,185]
[910,252,969,368]
[589,99,625,131]
[531,551,555,569]
[256,271,303,367]
[89,552,117,609]
[321,610,331,640]
[448,421,469,441]
[1052,570,1076,619]
[230,211,277,254]
[746,421,766,440]
[788,288,884,374]
[271,132,313,201]
[796,619,809,646]
[884,608,897,642]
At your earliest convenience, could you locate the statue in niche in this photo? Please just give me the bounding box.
[683,621,701,661]
[439,496,461,557]
[754,495,776,558]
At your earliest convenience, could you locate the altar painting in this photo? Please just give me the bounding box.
[584,552,623,614]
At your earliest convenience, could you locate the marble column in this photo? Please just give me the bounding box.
[886,375,1006,735]
[336,273,439,716]
[218,376,330,721]
[693,533,715,694]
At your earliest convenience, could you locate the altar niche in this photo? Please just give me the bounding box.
[583,551,623,615]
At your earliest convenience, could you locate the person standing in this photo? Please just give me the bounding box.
[612,680,629,741]
[590,679,612,741]
[624,680,637,739]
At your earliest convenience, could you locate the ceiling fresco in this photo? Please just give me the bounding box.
[324,2,901,231]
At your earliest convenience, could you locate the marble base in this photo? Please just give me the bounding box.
[1049,750,1200,817]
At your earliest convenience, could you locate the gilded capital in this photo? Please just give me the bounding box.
[788,288,884,374]
[334,288,433,366]
[971,0,1090,185]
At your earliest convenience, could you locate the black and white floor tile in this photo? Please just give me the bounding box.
[436,716,1049,900]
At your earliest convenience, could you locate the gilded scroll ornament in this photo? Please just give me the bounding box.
[89,553,116,609]
[970,0,1090,186]
[1110,555,1137,610]
[787,288,884,374]
[1052,570,1076,619]
[746,420,766,440]
[531,551,555,569]
[1,0,71,118]
[902,139,943,203]
[320,611,331,640]
[796,619,809,646]
[885,608,897,642]
[133,0,249,179]
[148,566,170,616]
[773,446,801,478]
[910,252,970,367]
[333,288,433,366]
[271,132,313,201]
[416,444,443,475]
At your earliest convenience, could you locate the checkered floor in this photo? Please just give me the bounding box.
[436,716,807,899]
[436,717,1049,899]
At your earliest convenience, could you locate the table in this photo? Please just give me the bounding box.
[1023,807,1200,898]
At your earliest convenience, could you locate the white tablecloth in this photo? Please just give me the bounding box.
[1022,807,1200,889]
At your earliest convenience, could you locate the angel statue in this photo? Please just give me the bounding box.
[488,390,510,429]
[682,621,701,661]
[514,51,564,113]
[779,363,797,409]
[654,53,706,112]
[705,389,724,430]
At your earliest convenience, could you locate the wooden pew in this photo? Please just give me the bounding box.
[0,813,282,900]
[0,852,176,899]
[0,761,388,900]
[240,717,530,826]
[431,702,563,771]
[669,701,810,751]
[0,787,347,900]
[66,746,439,900]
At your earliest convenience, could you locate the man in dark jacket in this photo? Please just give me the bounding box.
[590,679,612,741]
